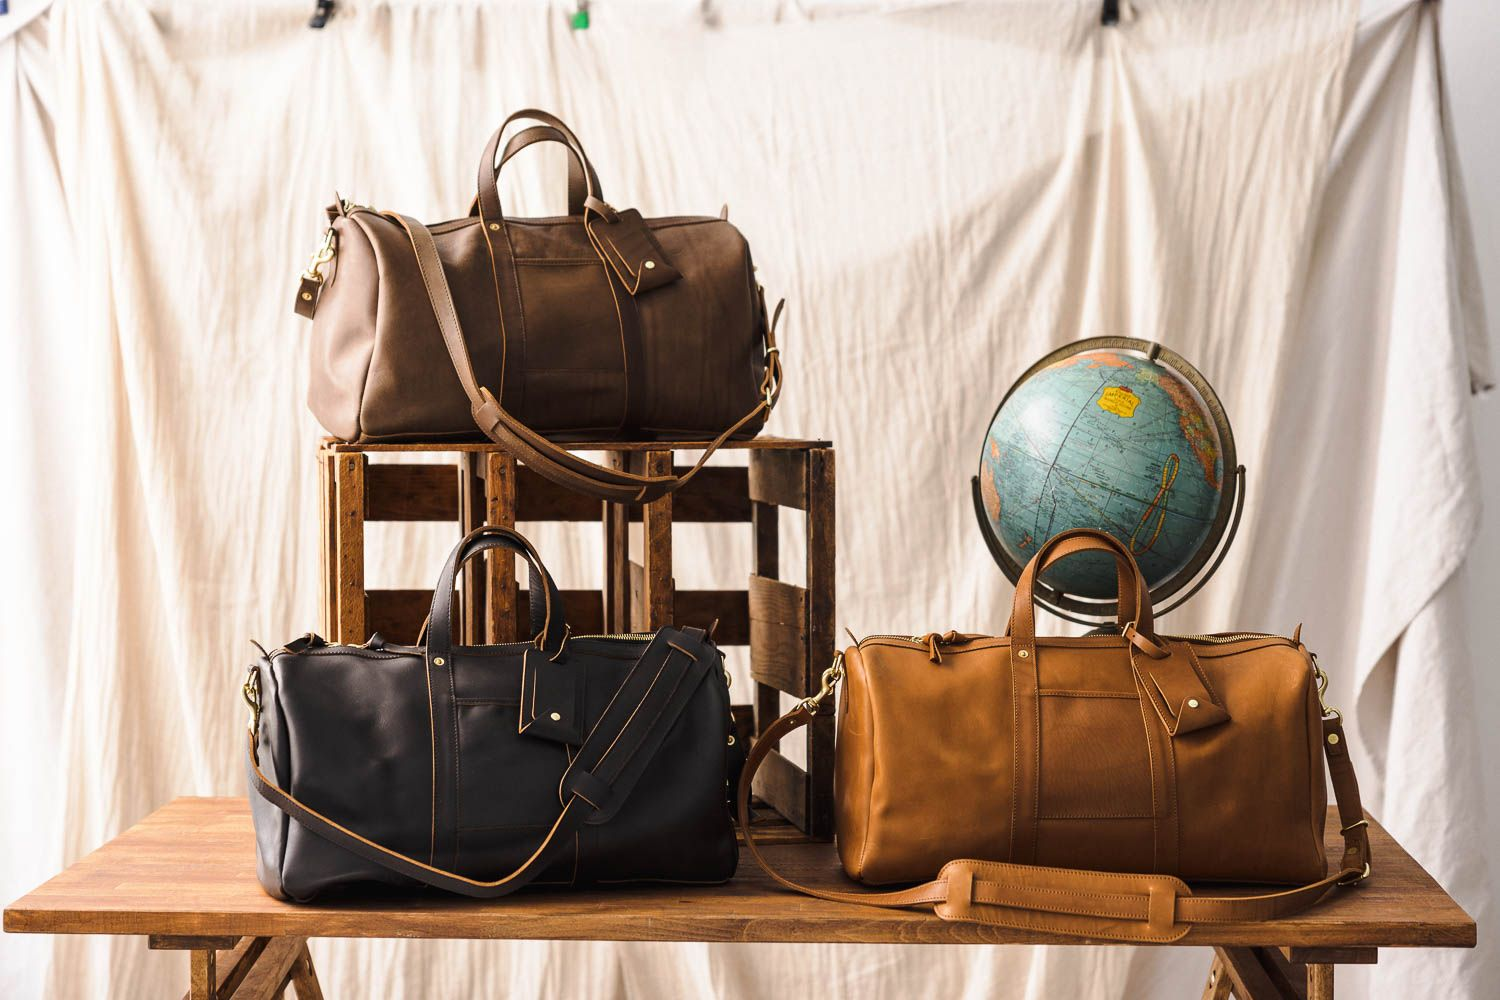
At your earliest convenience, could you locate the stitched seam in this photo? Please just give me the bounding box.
[1133,669,1160,869]
[583,218,633,435]
[476,202,510,408]
[1038,690,1136,699]
[449,660,460,866]
[425,655,437,865]
[1009,652,1019,862]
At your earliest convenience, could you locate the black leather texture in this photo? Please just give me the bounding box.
[245,526,738,902]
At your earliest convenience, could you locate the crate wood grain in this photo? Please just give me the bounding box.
[317,437,836,839]
[2,797,1476,999]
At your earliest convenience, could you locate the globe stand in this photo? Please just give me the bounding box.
[970,464,1246,628]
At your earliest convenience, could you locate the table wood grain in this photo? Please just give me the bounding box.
[3,798,1476,949]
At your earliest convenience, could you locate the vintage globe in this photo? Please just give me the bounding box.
[973,338,1240,617]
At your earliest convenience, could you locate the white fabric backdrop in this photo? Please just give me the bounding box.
[1,0,1493,996]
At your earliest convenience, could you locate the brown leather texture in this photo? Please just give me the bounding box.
[837,530,1328,887]
[734,528,1371,942]
[303,110,772,445]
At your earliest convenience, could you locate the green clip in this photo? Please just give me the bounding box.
[570,7,590,30]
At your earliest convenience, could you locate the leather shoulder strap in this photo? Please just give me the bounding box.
[737,707,1371,943]
[250,629,714,898]
[390,214,782,504]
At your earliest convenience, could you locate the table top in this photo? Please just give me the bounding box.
[3,798,1475,948]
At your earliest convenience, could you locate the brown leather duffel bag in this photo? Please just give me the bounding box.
[295,109,782,503]
[738,529,1372,942]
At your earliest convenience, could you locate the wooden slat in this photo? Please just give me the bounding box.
[324,436,831,453]
[190,948,215,1000]
[519,590,605,637]
[1279,947,1377,965]
[363,589,430,644]
[667,467,750,522]
[640,451,674,631]
[332,454,366,643]
[750,619,808,696]
[484,453,518,643]
[748,575,808,694]
[364,464,459,521]
[752,750,808,832]
[458,456,487,645]
[318,448,337,642]
[5,799,1479,947]
[804,448,836,839]
[748,450,807,509]
[603,453,631,634]
[151,934,239,950]
[369,589,608,642]
[675,590,749,646]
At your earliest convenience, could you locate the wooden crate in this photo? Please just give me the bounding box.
[317,436,836,840]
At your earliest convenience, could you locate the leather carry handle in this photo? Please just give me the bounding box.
[1007,529,1156,648]
[467,124,601,220]
[476,109,604,225]
[389,212,783,504]
[249,628,715,898]
[426,525,567,661]
[736,701,1372,943]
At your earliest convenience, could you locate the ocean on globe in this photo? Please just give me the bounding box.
[978,345,1226,601]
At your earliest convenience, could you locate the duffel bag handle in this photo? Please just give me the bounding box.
[387,212,783,504]
[426,525,568,662]
[468,123,602,219]
[1006,529,1156,652]
[475,109,605,223]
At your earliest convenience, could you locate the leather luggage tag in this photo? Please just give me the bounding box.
[1135,642,1230,737]
[586,208,681,295]
[518,648,586,745]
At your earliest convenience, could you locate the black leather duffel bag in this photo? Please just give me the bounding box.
[243,525,738,901]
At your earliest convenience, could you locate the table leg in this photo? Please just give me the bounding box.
[1210,946,1367,999]
[1201,956,1232,999]
[149,934,320,1000]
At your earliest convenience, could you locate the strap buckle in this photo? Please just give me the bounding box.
[1312,654,1342,720]
[799,651,845,713]
[1337,862,1372,886]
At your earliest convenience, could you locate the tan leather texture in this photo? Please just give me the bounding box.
[736,528,1372,942]
[301,109,775,452]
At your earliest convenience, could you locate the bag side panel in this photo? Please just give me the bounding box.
[305,216,379,441]
[273,650,435,900]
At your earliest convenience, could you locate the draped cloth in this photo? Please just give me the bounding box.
[1,1,1491,995]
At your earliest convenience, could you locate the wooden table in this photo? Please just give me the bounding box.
[4,798,1475,999]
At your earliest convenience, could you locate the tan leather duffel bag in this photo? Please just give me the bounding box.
[738,529,1372,942]
[295,109,781,503]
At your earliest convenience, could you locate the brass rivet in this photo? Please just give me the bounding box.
[643,259,656,269]
[433,657,445,666]
[1017,649,1030,659]
[727,734,736,746]
[300,291,313,301]
[550,711,562,722]
[1187,698,1200,709]
[488,222,500,231]
[1327,733,1340,745]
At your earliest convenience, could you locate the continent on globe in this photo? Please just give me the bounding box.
[978,346,1227,601]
